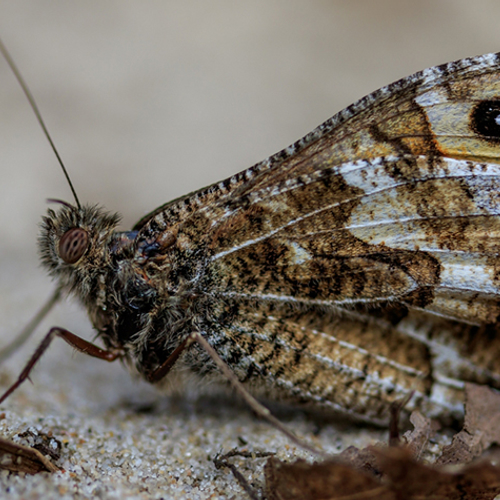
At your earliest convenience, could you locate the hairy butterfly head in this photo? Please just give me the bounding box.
[39,202,121,299]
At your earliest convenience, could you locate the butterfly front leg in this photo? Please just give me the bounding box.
[0,326,123,404]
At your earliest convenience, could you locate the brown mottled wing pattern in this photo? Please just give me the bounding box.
[136,53,500,423]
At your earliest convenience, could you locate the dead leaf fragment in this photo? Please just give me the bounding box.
[265,448,500,500]
[264,457,394,500]
[438,383,500,464]
[402,410,439,459]
[375,447,500,500]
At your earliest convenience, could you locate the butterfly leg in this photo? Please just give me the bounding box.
[193,332,328,456]
[148,331,326,457]
[0,327,123,404]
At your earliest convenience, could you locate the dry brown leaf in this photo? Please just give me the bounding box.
[264,457,394,500]
[264,399,500,500]
[437,383,500,465]
[265,448,500,500]
[375,447,500,500]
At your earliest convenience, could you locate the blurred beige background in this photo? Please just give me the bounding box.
[1,1,500,498]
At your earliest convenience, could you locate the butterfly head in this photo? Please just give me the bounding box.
[39,201,121,296]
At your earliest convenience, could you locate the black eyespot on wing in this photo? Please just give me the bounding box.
[470,100,500,142]
[59,228,89,264]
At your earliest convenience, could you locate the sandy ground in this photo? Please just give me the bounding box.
[1,2,500,498]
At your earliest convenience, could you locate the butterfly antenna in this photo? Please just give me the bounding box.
[0,37,81,209]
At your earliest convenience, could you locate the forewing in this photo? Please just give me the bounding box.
[136,52,500,324]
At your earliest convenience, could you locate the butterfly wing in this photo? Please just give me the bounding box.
[132,53,500,421]
[136,52,500,324]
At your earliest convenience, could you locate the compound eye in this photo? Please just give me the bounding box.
[58,228,89,264]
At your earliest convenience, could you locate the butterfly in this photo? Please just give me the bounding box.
[3,47,500,437]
